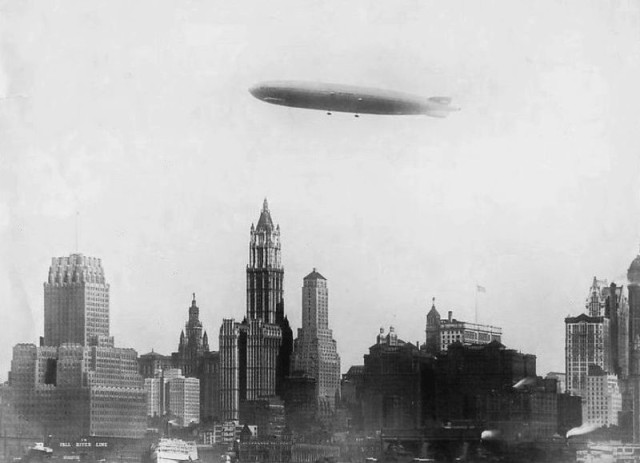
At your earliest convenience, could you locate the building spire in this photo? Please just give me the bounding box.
[255,199,275,231]
[192,292,196,305]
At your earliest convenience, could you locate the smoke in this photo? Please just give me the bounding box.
[512,377,537,389]
[480,430,501,441]
[566,423,599,438]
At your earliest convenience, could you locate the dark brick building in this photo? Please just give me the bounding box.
[431,341,536,424]
[138,350,172,378]
[361,327,433,431]
[349,329,580,442]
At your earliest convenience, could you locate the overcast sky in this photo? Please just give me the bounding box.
[2,0,640,381]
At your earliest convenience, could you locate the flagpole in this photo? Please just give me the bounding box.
[475,285,478,324]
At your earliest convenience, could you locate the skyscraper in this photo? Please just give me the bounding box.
[628,254,640,441]
[628,254,640,376]
[218,200,293,422]
[5,254,146,439]
[565,278,611,398]
[245,199,292,401]
[44,254,111,347]
[247,198,284,325]
[291,269,341,412]
[219,319,241,421]
[565,276,630,427]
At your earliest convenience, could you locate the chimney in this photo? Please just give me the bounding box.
[448,311,452,322]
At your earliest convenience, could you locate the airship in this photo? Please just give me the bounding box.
[249,81,460,118]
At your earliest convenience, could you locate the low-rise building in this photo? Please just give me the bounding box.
[240,397,287,440]
[425,301,501,353]
[202,421,258,444]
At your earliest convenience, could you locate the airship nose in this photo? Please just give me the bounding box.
[248,84,265,99]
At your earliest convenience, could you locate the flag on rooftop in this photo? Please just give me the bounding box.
[477,285,486,293]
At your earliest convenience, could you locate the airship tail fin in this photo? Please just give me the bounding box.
[428,96,452,105]
[424,97,460,118]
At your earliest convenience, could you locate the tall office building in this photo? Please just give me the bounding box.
[628,254,640,441]
[218,200,293,422]
[145,377,163,417]
[44,254,111,347]
[565,276,631,428]
[291,269,341,412]
[565,278,611,398]
[244,199,292,401]
[608,282,630,379]
[5,254,146,439]
[167,376,201,427]
[144,369,200,427]
[219,319,241,421]
[247,199,284,325]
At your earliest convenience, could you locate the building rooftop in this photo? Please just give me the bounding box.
[140,350,170,358]
[564,313,605,323]
[440,318,503,333]
[629,253,640,284]
[304,268,326,280]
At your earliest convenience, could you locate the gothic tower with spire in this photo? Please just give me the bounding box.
[218,199,293,421]
[174,293,210,377]
[171,294,219,423]
[247,198,284,324]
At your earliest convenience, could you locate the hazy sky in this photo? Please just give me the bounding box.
[2,0,640,381]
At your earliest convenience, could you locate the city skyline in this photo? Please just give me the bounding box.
[2,0,640,384]
[4,208,640,383]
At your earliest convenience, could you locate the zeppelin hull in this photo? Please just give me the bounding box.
[249,81,457,117]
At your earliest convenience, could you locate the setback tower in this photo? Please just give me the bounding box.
[291,269,341,413]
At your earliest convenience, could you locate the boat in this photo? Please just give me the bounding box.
[151,439,198,463]
[20,443,54,463]
[30,444,53,455]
